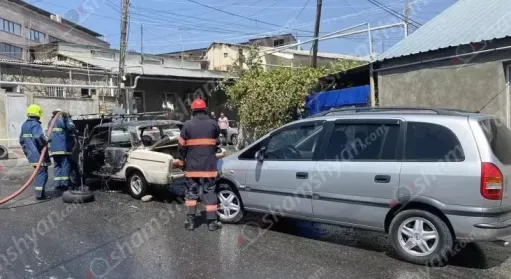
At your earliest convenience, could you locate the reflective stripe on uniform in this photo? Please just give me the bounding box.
[185,200,197,207]
[49,151,67,155]
[184,171,218,178]
[22,134,33,138]
[52,128,64,132]
[54,176,69,181]
[34,186,43,190]
[205,205,217,212]
[185,138,216,146]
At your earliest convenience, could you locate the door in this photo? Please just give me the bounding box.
[6,94,26,147]
[241,121,326,217]
[312,119,403,229]
[83,126,109,176]
[132,91,145,113]
[106,127,133,177]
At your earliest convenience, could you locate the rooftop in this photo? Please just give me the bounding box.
[9,0,104,38]
[377,0,511,61]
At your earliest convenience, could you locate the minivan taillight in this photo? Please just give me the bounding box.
[481,163,504,200]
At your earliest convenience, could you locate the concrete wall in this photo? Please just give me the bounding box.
[0,62,118,143]
[0,0,109,60]
[377,40,511,124]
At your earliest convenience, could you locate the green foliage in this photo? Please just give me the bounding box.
[221,46,363,137]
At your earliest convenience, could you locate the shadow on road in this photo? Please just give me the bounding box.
[242,214,511,270]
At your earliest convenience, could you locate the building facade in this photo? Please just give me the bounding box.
[374,0,511,127]
[0,0,109,61]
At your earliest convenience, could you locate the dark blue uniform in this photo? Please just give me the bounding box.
[48,116,76,190]
[20,118,51,198]
[176,113,220,220]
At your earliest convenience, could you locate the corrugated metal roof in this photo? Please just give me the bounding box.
[377,0,511,61]
[61,54,228,79]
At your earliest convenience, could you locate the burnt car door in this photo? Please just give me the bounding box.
[83,126,109,177]
[105,127,133,177]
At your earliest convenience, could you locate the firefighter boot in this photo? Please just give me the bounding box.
[185,215,195,231]
[208,220,219,231]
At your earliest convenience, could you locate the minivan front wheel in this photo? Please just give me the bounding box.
[389,209,453,266]
[217,183,244,224]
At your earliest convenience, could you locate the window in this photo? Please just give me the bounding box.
[110,128,131,147]
[0,43,22,59]
[49,35,65,43]
[273,39,285,47]
[44,86,66,97]
[26,29,45,43]
[223,52,228,58]
[0,18,21,36]
[480,119,511,164]
[324,123,399,161]
[404,122,464,162]
[240,122,324,161]
[89,127,109,145]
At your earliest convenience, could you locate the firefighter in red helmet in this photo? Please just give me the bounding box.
[173,97,221,231]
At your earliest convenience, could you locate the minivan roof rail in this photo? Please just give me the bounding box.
[309,106,478,118]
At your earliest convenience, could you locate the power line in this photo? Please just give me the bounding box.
[366,0,421,28]
[185,0,314,34]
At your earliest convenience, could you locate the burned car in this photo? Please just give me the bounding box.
[81,120,186,199]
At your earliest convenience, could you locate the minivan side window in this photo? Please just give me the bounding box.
[324,123,399,161]
[405,122,465,162]
[479,118,511,164]
[238,122,323,160]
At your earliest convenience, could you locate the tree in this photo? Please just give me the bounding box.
[221,46,363,146]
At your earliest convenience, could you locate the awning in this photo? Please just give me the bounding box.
[305,85,370,116]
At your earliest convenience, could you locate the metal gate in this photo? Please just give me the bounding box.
[6,94,27,147]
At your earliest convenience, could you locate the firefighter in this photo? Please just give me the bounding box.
[20,104,51,200]
[48,109,77,192]
[173,98,221,231]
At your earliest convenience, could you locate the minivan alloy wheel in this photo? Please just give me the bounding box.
[398,217,439,257]
[218,190,241,220]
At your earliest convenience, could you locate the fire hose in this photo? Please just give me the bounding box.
[0,112,62,205]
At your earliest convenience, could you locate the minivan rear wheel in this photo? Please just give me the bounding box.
[389,209,453,266]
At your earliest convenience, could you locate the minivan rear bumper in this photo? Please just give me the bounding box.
[471,218,511,242]
[474,218,511,229]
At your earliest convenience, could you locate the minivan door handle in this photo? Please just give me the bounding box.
[374,175,391,183]
[296,172,309,179]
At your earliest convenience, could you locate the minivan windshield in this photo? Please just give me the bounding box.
[479,118,511,164]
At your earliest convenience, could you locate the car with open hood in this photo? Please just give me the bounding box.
[80,119,187,199]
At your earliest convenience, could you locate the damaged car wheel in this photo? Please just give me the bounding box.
[62,190,95,204]
[127,171,148,199]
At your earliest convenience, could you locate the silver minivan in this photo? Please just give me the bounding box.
[215,107,511,265]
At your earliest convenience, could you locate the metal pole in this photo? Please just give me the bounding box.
[141,24,144,64]
[311,0,322,68]
[118,0,130,110]
[367,23,373,59]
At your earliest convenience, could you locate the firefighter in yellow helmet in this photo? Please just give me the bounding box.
[19,105,51,199]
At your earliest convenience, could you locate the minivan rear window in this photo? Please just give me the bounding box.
[479,119,511,164]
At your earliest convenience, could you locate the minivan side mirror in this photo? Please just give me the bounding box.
[255,147,267,161]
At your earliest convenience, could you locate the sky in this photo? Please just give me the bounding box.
[27,0,457,57]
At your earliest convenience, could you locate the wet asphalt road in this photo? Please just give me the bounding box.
[1,161,511,278]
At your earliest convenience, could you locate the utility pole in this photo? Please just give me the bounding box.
[118,0,130,112]
[237,47,244,75]
[311,0,322,68]
[404,0,411,36]
[141,24,144,64]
